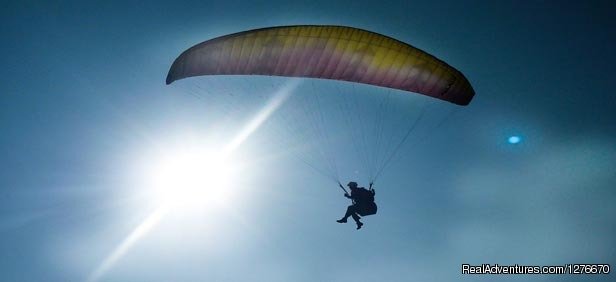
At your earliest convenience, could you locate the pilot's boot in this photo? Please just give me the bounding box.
[352,213,363,229]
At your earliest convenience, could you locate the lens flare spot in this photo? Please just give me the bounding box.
[508,136,521,144]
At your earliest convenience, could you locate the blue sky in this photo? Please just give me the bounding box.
[1,1,615,281]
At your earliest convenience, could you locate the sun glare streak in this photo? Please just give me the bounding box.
[222,79,300,155]
[87,206,169,282]
[89,80,300,281]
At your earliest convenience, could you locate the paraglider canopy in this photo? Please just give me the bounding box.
[166,25,474,105]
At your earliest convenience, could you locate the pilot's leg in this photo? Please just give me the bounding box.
[337,205,356,223]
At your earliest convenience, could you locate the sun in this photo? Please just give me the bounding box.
[147,146,235,211]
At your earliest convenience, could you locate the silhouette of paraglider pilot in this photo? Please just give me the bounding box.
[337,181,377,229]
